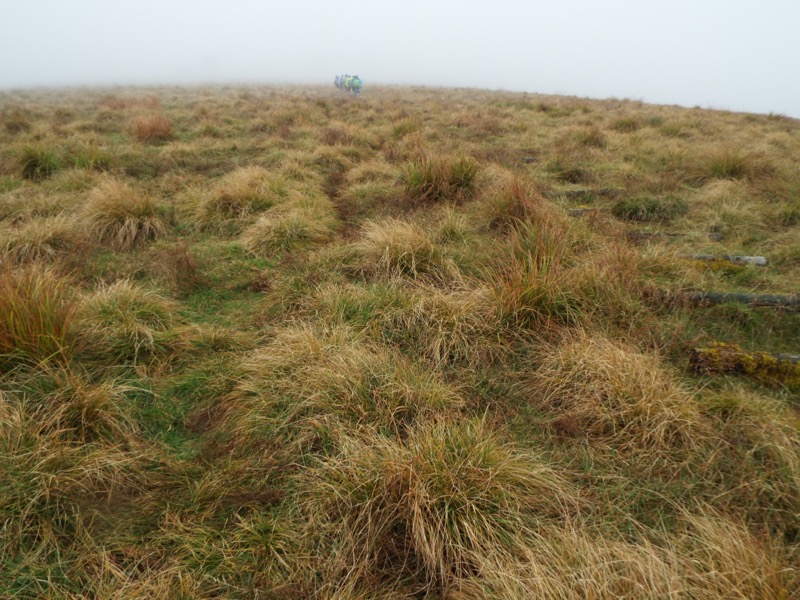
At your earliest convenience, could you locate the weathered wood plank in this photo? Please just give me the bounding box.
[689,254,767,266]
[690,342,800,385]
[686,291,800,307]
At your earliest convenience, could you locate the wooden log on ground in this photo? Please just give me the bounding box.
[690,342,800,386]
[689,254,767,266]
[686,291,800,308]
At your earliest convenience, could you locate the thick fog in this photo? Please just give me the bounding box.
[2,0,798,117]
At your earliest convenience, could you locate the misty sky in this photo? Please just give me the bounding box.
[2,0,798,116]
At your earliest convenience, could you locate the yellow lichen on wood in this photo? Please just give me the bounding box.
[690,342,800,386]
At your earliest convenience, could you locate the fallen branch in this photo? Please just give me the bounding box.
[690,342,800,386]
[686,291,800,308]
[689,254,767,266]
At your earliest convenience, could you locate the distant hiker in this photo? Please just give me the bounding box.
[334,74,362,96]
[351,76,362,96]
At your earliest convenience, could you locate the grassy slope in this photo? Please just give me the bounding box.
[0,85,798,598]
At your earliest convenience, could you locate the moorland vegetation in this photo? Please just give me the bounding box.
[1,84,798,598]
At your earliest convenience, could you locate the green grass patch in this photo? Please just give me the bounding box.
[19,146,62,180]
[612,195,689,221]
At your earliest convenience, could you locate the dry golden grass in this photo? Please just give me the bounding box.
[75,280,185,365]
[0,264,79,369]
[356,218,457,281]
[401,153,479,204]
[384,285,503,367]
[472,170,553,231]
[1,214,82,263]
[130,112,172,143]
[194,166,291,232]
[240,196,338,257]
[699,384,800,529]
[296,419,575,596]
[534,331,705,454]
[1,85,798,599]
[222,324,463,454]
[489,218,581,328]
[83,179,167,250]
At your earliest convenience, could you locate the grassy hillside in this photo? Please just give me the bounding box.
[1,85,798,598]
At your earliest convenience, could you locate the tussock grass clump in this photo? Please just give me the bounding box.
[433,206,472,243]
[700,147,776,182]
[0,264,78,369]
[311,280,503,367]
[307,280,411,329]
[610,116,643,133]
[449,155,480,194]
[194,166,289,232]
[130,112,172,143]
[19,146,62,180]
[473,515,796,598]
[475,174,555,231]
[383,285,503,367]
[102,94,160,110]
[689,179,760,240]
[612,195,689,222]
[383,131,425,163]
[240,198,338,257]
[674,512,797,599]
[451,111,505,136]
[0,389,154,597]
[568,242,649,327]
[338,180,403,218]
[570,125,608,149]
[321,121,377,148]
[489,219,581,328]
[402,154,478,203]
[276,154,324,185]
[15,366,138,443]
[69,141,114,171]
[3,108,31,134]
[297,419,574,596]
[702,385,800,527]
[357,218,453,280]
[223,324,462,451]
[345,159,398,186]
[2,215,82,263]
[321,123,358,146]
[76,280,184,365]
[536,332,704,453]
[391,118,419,139]
[83,179,167,250]
[310,146,355,176]
[776,201,800,227]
